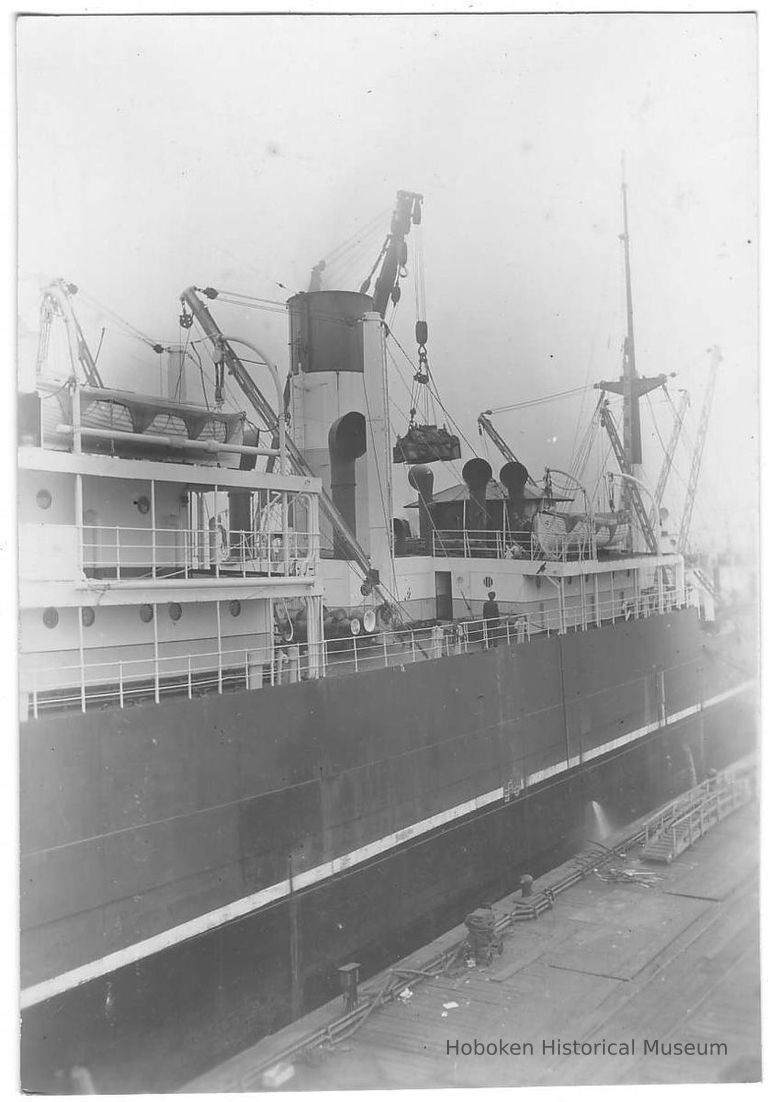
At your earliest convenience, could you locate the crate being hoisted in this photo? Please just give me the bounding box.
[392,424,461,464]
[392,313,461,463]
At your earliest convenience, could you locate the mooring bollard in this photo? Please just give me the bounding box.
[338,961,361,1012]
[520,873,534,898]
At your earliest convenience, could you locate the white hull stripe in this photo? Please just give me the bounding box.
[20,679,754,1010]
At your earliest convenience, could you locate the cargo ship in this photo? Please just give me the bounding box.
[18,190,756,1092]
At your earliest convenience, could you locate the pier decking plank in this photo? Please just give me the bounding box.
[186,802,759,1090]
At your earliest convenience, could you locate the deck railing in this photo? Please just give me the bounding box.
[19,585,690,719]
[433,527,598,562]
[641,764,754,856]
[81,525,318,579]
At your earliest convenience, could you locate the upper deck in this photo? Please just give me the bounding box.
[18,377,324,608]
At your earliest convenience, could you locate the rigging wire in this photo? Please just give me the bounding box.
[76,288,162,350]
[326,222,389,287]
[568,248,614,474]
[383,338,499,528]
[385,334,511,527]
[571,395,604,485]
[170,326,193,402]
[487,383,595,415]
[322,205,391,265]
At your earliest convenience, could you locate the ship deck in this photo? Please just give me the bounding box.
[185,799,760,1091]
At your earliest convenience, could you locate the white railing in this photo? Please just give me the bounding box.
[432,527,598,562]
[19,584,691,719]
[81,525,317,580]
[20,639,281,717]
[318,585,687,677]
[642,767,753,853]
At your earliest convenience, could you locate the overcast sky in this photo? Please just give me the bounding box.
[16,12,758,552]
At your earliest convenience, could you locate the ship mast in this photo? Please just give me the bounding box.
[619,151,641,478]
[596,156,667,550]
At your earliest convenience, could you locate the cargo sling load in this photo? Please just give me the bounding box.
[19,187,756,1093]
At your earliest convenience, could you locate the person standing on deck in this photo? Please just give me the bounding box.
[482,590,500,648]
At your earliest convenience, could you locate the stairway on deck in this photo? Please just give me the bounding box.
[641,768,752,864]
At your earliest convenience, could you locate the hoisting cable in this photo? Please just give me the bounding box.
[410,216,433,429]
[386,330,480,461]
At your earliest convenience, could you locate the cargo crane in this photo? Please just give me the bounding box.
[310,190,458,465]
[360,190,423,319]
[678,346,721,557]
[654,387,690,506]
[363,192,461,465]
[309,190,422,316]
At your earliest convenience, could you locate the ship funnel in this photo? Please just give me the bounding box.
[408,464,435,555]
[462,457,492,532]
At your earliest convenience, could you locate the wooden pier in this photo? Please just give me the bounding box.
[186,780,759,1091]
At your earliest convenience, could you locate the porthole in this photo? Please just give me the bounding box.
[134,495,151,515]
[81,606,96,628]
[42,607,59,629]
[36,489,52,510]
[139,604,154,623]
[169,602,182,622]
[228,600,242,617]
[483,576,494,589]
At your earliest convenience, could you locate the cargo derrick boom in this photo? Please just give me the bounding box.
[599,400,658,553]
[678,346,721,556]
[477,412,535,487]
[362,190,423,319]
[477,413,523,467]
[37,280,104,388]
[654,388,690,506]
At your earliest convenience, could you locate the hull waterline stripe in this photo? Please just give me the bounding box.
[20,679,753,1010]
